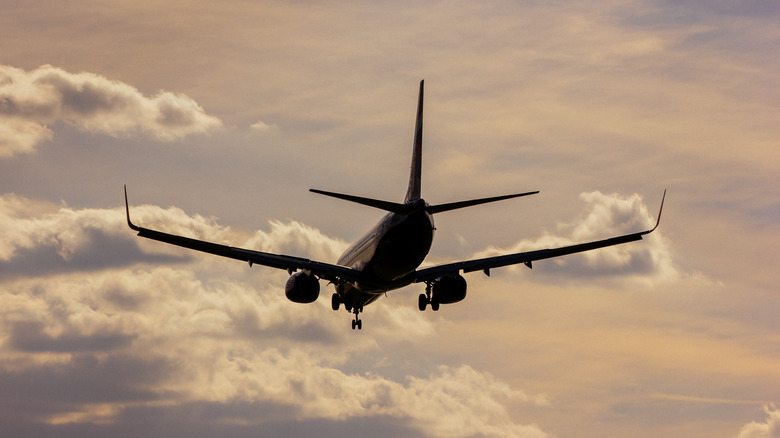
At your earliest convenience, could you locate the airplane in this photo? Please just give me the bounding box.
[124,80,665,330]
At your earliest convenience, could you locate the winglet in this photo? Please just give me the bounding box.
[645,189,666,234]
[124,185,141,231]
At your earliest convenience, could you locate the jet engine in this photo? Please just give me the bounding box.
[431,274,467,305]
[284,272,320,303]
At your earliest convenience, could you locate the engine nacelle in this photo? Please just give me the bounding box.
[285,272,320,303]
[431,274,467,305]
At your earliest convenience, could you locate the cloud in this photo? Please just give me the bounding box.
[8,320,136,353]
[249,120,279,133]
[0,64,222,157]
[0,117,52,156]
[0,193,188,279]
[737,405,780,438]
[244,220,349,263]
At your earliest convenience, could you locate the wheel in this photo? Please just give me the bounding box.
[431,299,440,311]
[331,293,340,311]
[352,320,357,330]
[357,320,362,330]
[418,293,427,311]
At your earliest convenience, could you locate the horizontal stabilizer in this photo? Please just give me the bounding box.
[311,188,539,215]
[425,191,539,214]
[310,189,415,214]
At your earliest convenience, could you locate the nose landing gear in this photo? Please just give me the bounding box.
[332,292,364,330]
[351,306,363,330]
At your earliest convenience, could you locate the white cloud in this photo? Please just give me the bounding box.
[0,118,52,156]
[738,405,780,438]
[244,220,349,263]
[0,193,116,261]
[249,120,279,133]
[0,64,222,156]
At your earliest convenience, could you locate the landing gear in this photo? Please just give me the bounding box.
[351,306,363,330]
[418,283,439,311]
[333,289,362,330]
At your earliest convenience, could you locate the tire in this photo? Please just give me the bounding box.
[418,294,427,311]
[331,293,340,311]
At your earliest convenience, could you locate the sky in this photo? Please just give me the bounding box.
[1,0,779,437]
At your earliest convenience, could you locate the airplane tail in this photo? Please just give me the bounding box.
[310,80,539,214]
[404,80,424,203]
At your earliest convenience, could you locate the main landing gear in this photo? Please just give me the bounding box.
[332,292,363,330]
[418,282,440,311]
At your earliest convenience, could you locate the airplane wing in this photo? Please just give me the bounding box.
[414,190,666,283]
[124,187,362,284]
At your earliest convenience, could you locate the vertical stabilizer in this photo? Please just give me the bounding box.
[404,80,424,203]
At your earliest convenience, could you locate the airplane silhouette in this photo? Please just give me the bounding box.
[125,80,665,330]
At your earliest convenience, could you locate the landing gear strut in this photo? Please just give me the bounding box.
[418,282,439,311]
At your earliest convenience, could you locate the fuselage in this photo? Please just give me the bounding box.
[337,199,434,308]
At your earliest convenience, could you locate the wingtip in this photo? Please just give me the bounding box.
[648,189,666,233]
[124,185,140,231]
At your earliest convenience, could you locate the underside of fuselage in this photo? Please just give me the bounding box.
[335,204,434,309]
